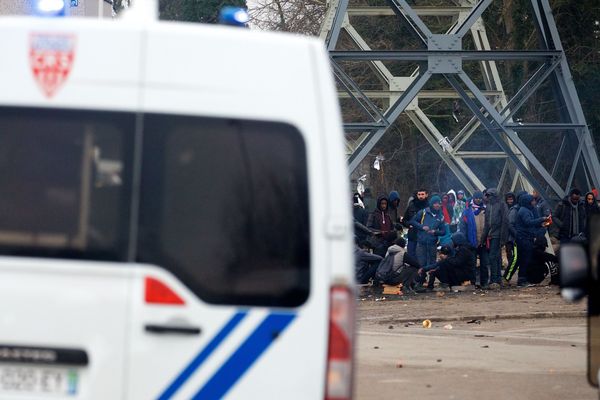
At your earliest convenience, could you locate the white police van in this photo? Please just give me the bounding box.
[0,2,354,399]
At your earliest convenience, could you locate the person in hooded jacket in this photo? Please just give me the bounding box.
[585,191,600,220]
[363,188,376,213]
[553,188,586,244]
[482,188,508,288]
[441,193,454,226]
[367,195,397,256]
[424,232,476,289]
[516,194,549,286]
[352,193,371,243]
[453,190,467,226]
[503,190,527,285]
[354,241,383,284]
[403,189,429,257]
[384,238,421,291]
[447,190,460,232]
[387,190,402,229]
[503,192,516,273]
[410,195,446,269]
[458,191,488,287]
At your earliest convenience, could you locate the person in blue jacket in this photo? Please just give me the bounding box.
[410,195,446,269]
[515,194,550,287]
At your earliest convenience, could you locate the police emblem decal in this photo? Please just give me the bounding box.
[29,33,76,98]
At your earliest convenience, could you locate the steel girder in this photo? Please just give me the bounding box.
[321,0,600,204]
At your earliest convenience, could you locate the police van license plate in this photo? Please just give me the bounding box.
[0,366,78,395]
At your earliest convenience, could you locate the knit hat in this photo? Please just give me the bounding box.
[472,191,484,200]
[430,195,442,206]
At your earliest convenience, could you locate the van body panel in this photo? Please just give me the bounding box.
[0,15,352,400]
[0,258,130,400]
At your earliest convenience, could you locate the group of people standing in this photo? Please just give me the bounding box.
[353,186,600,292]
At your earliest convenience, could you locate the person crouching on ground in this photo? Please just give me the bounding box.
[422,232,476,291]
[354,241,383,284]
[385,238,422,292]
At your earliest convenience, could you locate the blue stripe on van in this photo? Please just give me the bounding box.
[157,311,247,400]
[191,313,296,400]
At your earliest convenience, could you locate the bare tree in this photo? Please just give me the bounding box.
[249,0,326,35]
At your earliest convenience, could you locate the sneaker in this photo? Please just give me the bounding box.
[489,282,501,290]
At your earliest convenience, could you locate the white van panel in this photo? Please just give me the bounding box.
[0,17,142,111]
[0,258,130,400]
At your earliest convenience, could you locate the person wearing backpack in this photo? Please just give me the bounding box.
[410,195,446,269]
[380,238,421,290]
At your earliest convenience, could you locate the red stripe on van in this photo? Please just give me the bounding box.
[145,277,185,305]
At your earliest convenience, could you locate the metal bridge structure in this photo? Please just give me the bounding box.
[319,0,600,204]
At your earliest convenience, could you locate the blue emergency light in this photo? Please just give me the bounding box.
[219,7,249,27]
[35,0,67,17]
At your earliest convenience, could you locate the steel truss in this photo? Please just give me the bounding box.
[320,0,600,203]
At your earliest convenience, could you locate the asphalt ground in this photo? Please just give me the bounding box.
[353,283,596,399]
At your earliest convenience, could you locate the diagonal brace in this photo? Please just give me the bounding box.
[348,72,431,172]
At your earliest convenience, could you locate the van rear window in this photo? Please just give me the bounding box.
[0,107,134,261]
[0,107,310,307]
[136,115,310,307]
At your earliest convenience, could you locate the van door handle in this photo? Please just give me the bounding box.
[144,324,201,335]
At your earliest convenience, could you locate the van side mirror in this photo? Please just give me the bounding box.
[559,243,589,302]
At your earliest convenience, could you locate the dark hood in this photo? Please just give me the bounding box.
[505,192,515,202]
[388,191,400,207]
[486,188,499,203]
[451,232,469,247]
[519,194,534,209]
[376,195,388,211]
[515,190,528,203]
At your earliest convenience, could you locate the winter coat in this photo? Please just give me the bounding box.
[435,232,476,286]
[402,197,429,240]
[458,201,486,247]
[553,196,587,240]
[516,194,546,241]
[410,207,445,244]
[354,247,383,284]
[584,192,600,219]
[388,191,401,224]
[367,196,393,233]
[386,244,421,268]
[507,204,519,242]
[482,188,508,241]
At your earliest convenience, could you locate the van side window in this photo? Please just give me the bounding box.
[0,107,134,261]
[137,115,310,307]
